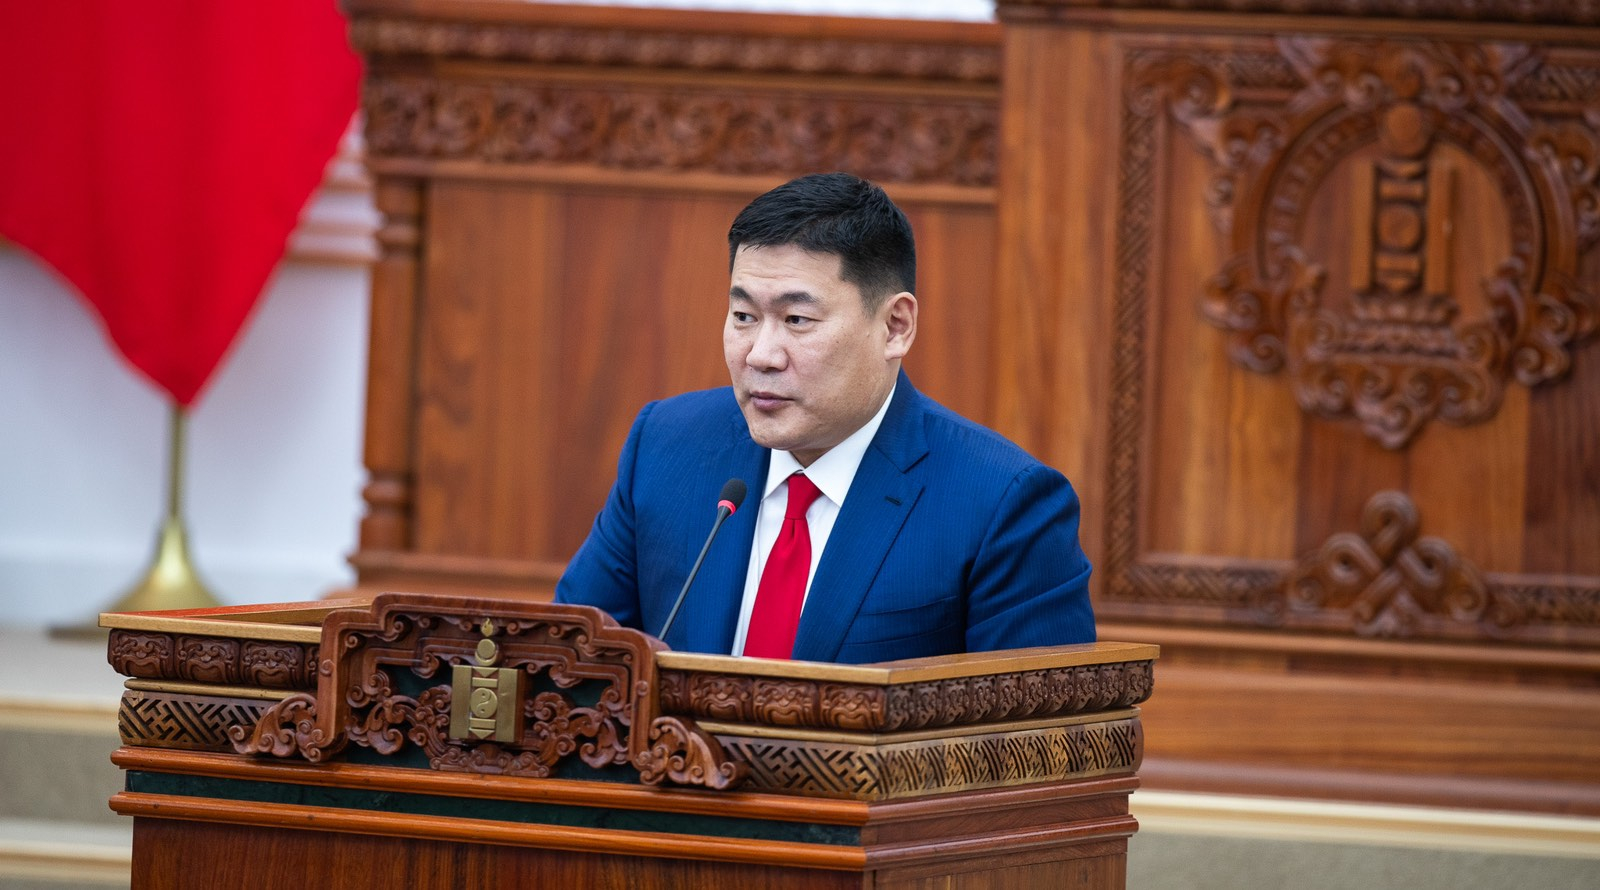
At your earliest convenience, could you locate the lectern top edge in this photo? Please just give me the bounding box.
[98,595,1158,678]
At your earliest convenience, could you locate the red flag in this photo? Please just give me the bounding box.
[0,3,362,406]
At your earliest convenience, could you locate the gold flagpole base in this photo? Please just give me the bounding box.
[51,403,224,639]
[103,514,223,614]
[51,516,225,640]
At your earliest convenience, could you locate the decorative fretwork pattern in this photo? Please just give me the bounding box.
[657,661,1154,732]
[717,717,1143,800]
[119,690,273,752]
[362,76,998,187]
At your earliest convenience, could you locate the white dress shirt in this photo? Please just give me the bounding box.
[729,386,897,656]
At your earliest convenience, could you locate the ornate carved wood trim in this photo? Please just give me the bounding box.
[119,689,278,752]
[657,660,1154,733]
[348,7,1000,187]
[997,0,1600,26]
[710,715,1143,800]
[108,598,1158,801]
[349,16,1000,83]
[1284,490,1495,637]
[1130,39,1597,449]
[228,594,745,790]
[1101,37,1600,646]
[109,630,319,690]
[361,74,998,187]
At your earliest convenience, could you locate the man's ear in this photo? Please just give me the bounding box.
[883,292,917,360]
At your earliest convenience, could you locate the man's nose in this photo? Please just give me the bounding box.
[746,322,787,370]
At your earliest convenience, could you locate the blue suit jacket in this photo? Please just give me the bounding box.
[555,373,1094,664]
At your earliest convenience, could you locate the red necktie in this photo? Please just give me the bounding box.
[744,474,824,659]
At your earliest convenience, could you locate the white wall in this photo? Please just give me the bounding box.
[0,0,990,627]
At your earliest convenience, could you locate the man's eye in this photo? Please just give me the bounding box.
[786,315,812,325]
[731,311,754,323]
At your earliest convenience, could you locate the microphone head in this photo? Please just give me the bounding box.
[717,478,747,514]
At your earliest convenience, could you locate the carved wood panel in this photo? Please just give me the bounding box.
[1132,39,1597,448]
[231,594,745,789]
[364,75,998,187]
[1093,33,1600,646]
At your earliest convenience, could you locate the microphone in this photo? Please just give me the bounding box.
[656,478,747,642]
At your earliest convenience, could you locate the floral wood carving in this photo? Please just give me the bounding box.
[229,594,746,789]
[1131,38,1598,447]
[1285,491,1495,637]
[362,75,997,186]
[639,717,745,790]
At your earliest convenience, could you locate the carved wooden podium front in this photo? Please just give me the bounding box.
[104,595,1156,889]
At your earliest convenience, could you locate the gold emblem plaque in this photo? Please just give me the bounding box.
[448,626,524,742]
[449,664,523,741]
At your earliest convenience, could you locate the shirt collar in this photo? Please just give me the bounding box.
[762,383,897,507]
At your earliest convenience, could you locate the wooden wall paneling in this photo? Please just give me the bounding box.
[651,194,752,403]
[992,25,1121,571]
[1279,132,1409,553]
[1291,414,1407,562]
[358,177,425,555]
[1374,129,1529,577]
[1146,109,1303,564]
[547,189,740,561]
[412,182,562,561]
[1404,388,1530,574]
[897,203,997,426]
[1141,659,1600,783]
[996,0,1600,813]
[870,851,1128,890]
[1523,335,1600,577]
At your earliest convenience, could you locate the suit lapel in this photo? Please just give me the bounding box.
[791,376,928,663]
[675,405,769,655]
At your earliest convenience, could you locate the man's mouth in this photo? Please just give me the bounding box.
[747,391,791,410]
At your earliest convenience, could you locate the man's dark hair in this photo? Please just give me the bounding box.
[728,172,916,310]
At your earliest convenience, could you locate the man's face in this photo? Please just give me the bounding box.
[724,244,915,467]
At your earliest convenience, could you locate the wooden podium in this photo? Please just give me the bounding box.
[102,594,1156,889]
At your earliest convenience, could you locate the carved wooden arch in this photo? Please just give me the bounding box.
[1131,37,1598,448]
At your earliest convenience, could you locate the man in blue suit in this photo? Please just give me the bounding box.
[556,173,1094,664]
